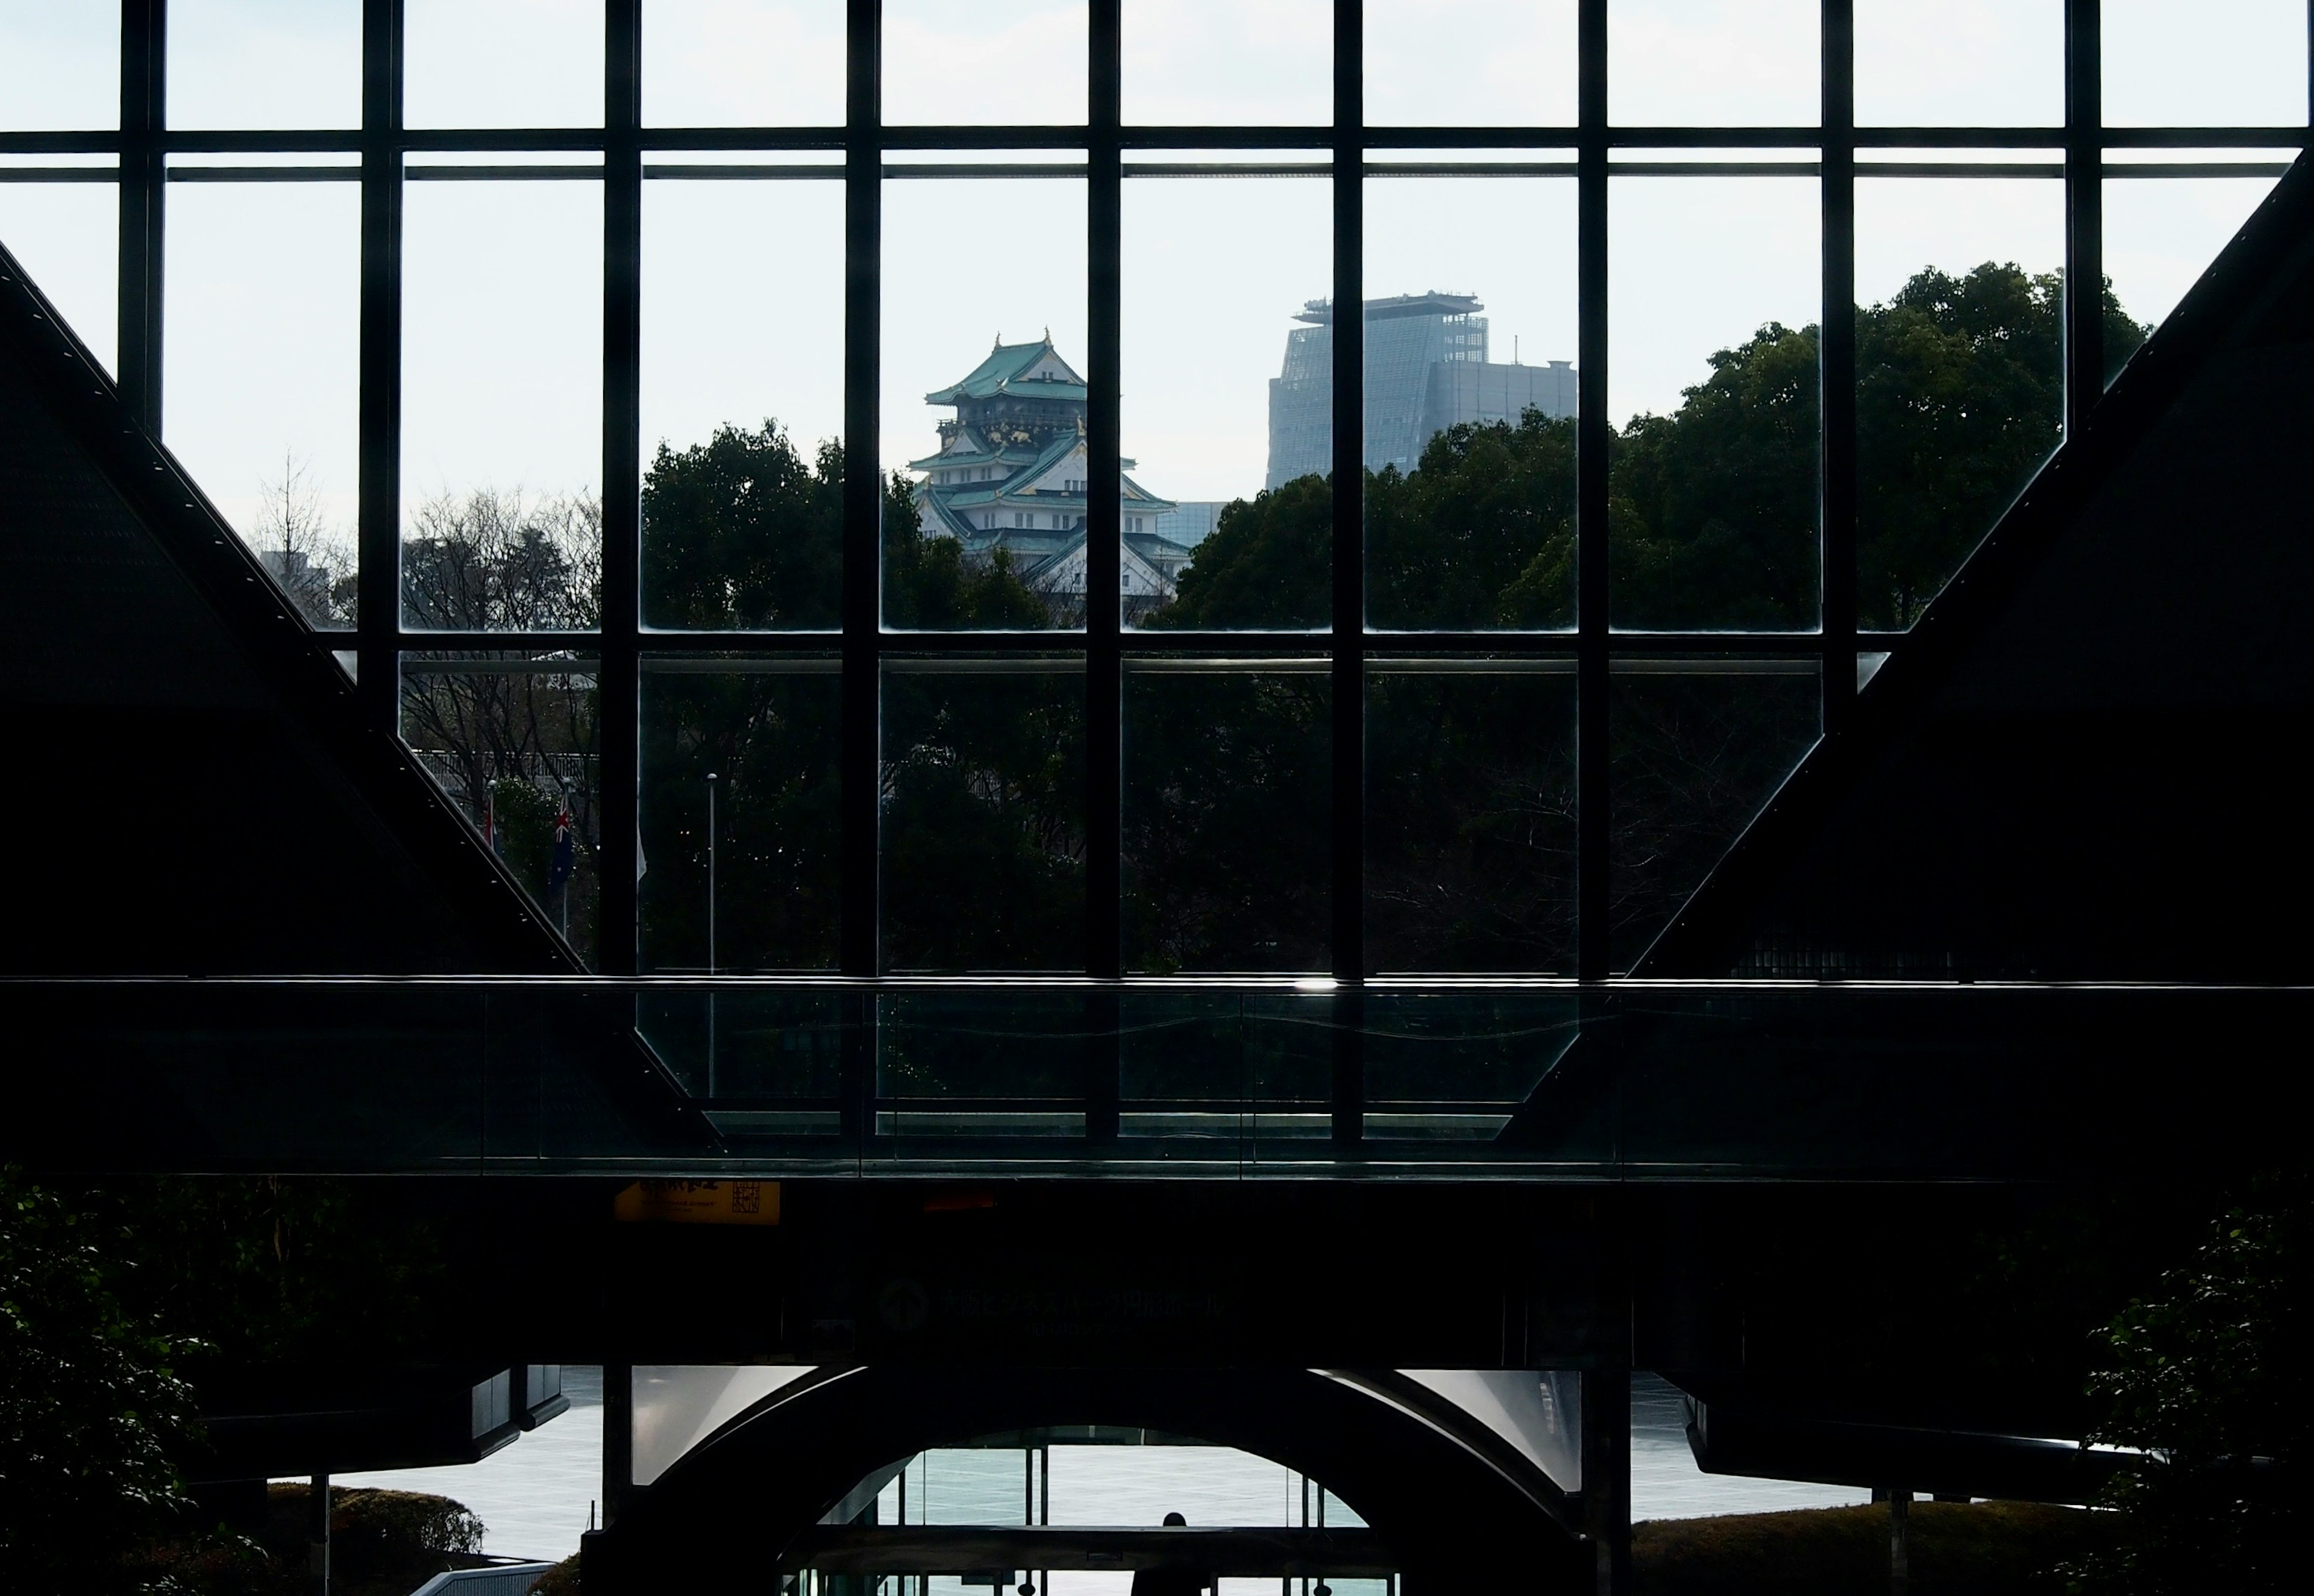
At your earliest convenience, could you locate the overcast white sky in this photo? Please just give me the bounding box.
[0,0,2303,534]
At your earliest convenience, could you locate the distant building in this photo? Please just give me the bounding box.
[1153,500,1230,549]
[908,334,1188,621]
[1266,292,1578,488]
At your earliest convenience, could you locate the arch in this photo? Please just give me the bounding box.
[586,1366,1587,1593]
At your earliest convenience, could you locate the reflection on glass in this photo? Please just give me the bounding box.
[1610,0,1818,128]
[1854,0,2061,128]
[1123,174,1330,630]
[1855,177,2068,629]
[1123,0,1331,126]
[2103,171,2283,346]
[878,993,1085,1138]
[169,0,361,130]
[0,5,116,131]
[639,660,839,973]
[643,0,845,127]
[402,180,603,630]
[638,990,847,1113]
[1124,662,1329,972]
[886,0,1086,126]
[883,663,1085,972]
[642,178,843,628]
[164,181,361,629]
[2104,0,2307,128]
[0,181,119,372]
[1365,175,1579,629]
[1609,175,1819,628]
[1368,666,1577,972]
[883,177,1087,630]
[405,0,605,130]
[1609,660,1817,970]
[402,652,603,967]
[1367,0,1578,127]
[1364,991,1583,1139]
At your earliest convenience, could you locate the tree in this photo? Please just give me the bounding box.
[2068,1181,2312,1595]
[1,1167,199,1595]
[250,454,355,630]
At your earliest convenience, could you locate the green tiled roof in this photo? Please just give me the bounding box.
[925,335,1087,404]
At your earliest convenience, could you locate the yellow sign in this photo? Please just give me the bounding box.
[613,1179,780,1227]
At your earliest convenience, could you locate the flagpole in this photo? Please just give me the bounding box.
[706,771,718,1100]
[558,778,572,940]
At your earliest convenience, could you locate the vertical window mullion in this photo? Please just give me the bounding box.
[2064,0,2103,432]
[1576,0,1610,981]
[1331,0,1366,1143]
[599,0,642,973]
[1820,0,1857,733]
[357,0,404,735]
[117,0,165,434]
[840,0,882,984]
[1086,0,1124,1141]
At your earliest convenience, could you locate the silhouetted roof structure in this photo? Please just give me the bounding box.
[0,236,575,975]
[1635,151,2314,983]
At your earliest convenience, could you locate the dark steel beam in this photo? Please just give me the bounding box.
[1820,0,1858,735]
[1330,0,1367,1144]
[115,0,165,433]
[597,0,642,974]
[1576,0,1610,981]
[1086,0,1123,984]
[840,0,883,980]
[2065,0,2104,430]
[356,0,405,734]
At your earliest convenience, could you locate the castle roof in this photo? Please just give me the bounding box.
[926,335,1089,405]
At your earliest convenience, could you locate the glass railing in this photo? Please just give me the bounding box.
[5,978,2299,1176]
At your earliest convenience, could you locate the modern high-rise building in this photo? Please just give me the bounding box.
[1265,292,1578,488]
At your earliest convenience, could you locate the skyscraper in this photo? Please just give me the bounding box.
[1265,292,1578,488]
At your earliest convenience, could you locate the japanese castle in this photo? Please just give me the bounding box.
[910,334,1188,621]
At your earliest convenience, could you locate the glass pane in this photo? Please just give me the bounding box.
[882,662,1085,972]
[1365,174,1579,630]
[1124,662,1329,972]
[2104,0,2307,128]
[0,179,118,371]
[643,0,845,127]
[1124,171,1330,631]
[1610,0,1819,128]
[1854,175,2062,630]
[1609,659,1817,970]
[1367,665,1577,972]
[169,0,362,130]
[639,659,839,973]
[406,0,606,130]
[1123,0,1331,126]
[402,178,603,630]
[1855,1,2061,128]
[401,652,603,968]
[641,178,844,628]
[1609,174,1819,628]
[1367,0,1579,127]
[164,181,362,629]
[2104,166,2286,342]
[883,174,1086,630]
[0,3,116,131]
[885,0,1086,127]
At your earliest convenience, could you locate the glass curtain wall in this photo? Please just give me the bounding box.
[3,4,2306,1018]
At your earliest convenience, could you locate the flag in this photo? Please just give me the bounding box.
[483,783,504,858]
[547,793,574,898]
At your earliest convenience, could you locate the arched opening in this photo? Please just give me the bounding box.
[586,1366,1587,1593]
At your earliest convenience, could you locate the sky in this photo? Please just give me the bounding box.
[0,0,2304,537]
